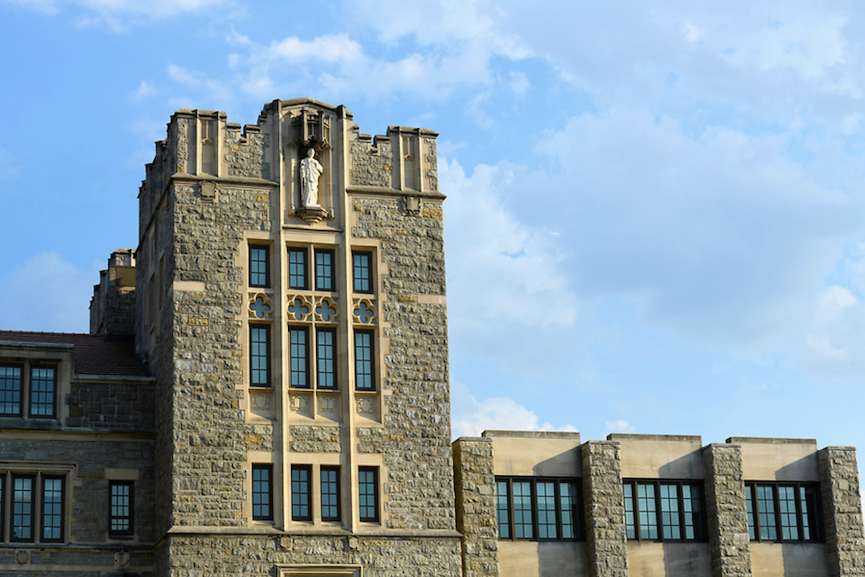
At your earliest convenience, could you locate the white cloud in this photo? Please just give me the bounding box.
[451,382,577,438]
[129,80,156,101]
[605,419,635,434]
[0,252,95,333]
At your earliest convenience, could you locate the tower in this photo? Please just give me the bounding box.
[135,98,460,576]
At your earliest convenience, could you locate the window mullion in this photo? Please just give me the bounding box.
[507,479,515,540]
[554,480,562,540]
[632,482,641,541]
[773,486,782,541]
[794,483,804,542]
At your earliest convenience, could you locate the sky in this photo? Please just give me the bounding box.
[2,0,865,453]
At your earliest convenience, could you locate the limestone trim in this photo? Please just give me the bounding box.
[278,565,362,577]
[346,185,446,200]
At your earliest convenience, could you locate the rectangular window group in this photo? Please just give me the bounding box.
[287,246,337,292]
[745,482,821,542]
[252,464,273,521]
[288,326,338,390]
[0,364,57,419]
[0,472,66,543]
[291,465,345,523]
[352,252,372,293]
[250,325,271,387]
[623,480,704,541]
[495,477,580,540]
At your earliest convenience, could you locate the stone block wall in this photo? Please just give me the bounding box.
[453,437,499,577]
[702,443,751,577]
[67,378,156,430]
[582,440,628,577]
[818,447,865,577]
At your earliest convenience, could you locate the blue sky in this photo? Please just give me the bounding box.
[2,0,865,451]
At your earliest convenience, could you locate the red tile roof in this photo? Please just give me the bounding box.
[0,331,148,377]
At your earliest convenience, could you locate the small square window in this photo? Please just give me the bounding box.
[358,467,379,522]
[288,248,308,290]
[252,465,273,521]
[292,465,312,521]
[250,245,270,288]
[352,252,372,293]
[109,481,134,537]
[29,366,56,418]
[0,365,22,416]
[315,249,335,291]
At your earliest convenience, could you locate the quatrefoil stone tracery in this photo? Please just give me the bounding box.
[353,301,375,324]
[288,297,311,321]
[248,295,273,319]
[315,298,338,322]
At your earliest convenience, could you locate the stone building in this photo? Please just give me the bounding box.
[0,98,862,577]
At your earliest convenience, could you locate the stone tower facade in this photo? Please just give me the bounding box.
[134,98,460,576]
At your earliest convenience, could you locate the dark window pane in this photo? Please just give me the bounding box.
[321,466,340,521]
[291,466,311,521]
[288,248,308,289]
[290,327,309,387]
[250,325,270,386]
[354,330,374,390]
[637,483,658,540]
[682,483,703,540]
[12,476,34,541]
[109,481,134,536]
[252,465,272,520]
[512,481,534,539]
[624,482,636,539]
[659,484,680,540]
[778,485,798,540]
[250,246,269,287]
[757,485,777,541]
[42,476,63,541]
[317,329,336,389]
[352,252,372,293]
[30,366,55,417]
[359,467,379,522]
[536,481,557,539]
[315,250,335,291]
[559,481,577,539]
[0,365,22,415]
[496,480,511,539]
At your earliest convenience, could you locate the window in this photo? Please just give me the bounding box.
[352,252,372,293]
[354,330,374,391]
[316,328,337,390]
[292,465,312,521]
[29,366,55,418]
[623,480,704,541]
[11,475,34,542]
[745,482,821,542]
[321,466,341,522]
[252,465,273,521]
[288,248,308,290]
[0,365,21,416]
[249,245,270,288]
[109,481,134,537]
[495,477,580,540]
[315,249,335,291]
[0,363,57,419]
[358,467,379,522]
[41,476,63,542]
[290,327,310,388]
[250,325,271,387]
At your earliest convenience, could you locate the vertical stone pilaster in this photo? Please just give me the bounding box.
[453,437,499,577]
[818,447,865,577]
[703,443,751,577]
[582,440,628,577]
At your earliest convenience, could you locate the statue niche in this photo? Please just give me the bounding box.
[295,142,328,224]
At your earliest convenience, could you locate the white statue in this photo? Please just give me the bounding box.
[300,148,323,207]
